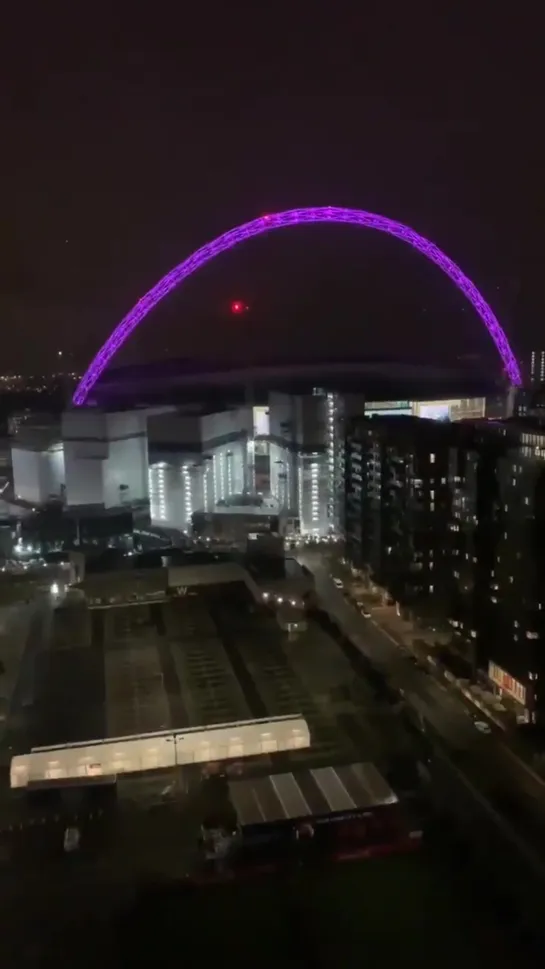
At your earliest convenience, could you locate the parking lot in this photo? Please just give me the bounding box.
[101,605,171,738]
[94,583,413,776]
[202,582,380,769]
[31,600,105,748]
[162,595,251,728]
[2,576,420,812]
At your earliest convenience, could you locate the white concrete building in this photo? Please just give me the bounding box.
[147,408,250,530]
[62,410,148,509]
[270,389,344,536]
[146,396,337,537]
[148,459,204,529]
[9,395,348,538]
[11,426,65,506]
[297,451,328,536]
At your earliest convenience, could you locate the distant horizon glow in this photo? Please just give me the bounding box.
[73,206,521,405]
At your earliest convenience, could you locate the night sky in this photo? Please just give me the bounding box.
[1,8,542,376]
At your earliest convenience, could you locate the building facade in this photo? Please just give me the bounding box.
[345,415,469,618]
[147,395,341,537]
[345,412,545,726]
[62,410,149,510]
[526,350,545,388]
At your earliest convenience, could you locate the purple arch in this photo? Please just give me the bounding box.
[73,206,521,405]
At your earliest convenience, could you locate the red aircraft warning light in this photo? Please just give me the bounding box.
[230,300,248,314]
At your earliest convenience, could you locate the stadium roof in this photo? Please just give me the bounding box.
[89,354,496,408]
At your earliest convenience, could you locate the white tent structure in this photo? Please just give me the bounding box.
[10,714,310,789]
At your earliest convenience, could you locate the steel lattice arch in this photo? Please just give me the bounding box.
[73,207,521,405]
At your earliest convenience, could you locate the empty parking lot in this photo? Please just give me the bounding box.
[16,580,412,788]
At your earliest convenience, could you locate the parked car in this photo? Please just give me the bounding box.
[63,826,80,853]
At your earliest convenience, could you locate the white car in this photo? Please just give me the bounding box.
[474,720,491,734]
[333,578,344,589]
[63,826,80,853]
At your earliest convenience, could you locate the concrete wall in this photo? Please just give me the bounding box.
[201,408,252,449]
[104,427,148,508]
[12,446,65,505]
[147,411,201,449]
[62,410,149,508]
[167,563,257,599]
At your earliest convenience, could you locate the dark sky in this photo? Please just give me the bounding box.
[1,7,543,376]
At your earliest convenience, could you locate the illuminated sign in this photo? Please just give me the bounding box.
[488,662,526,705]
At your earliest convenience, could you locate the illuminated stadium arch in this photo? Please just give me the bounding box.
[73,206,521,405]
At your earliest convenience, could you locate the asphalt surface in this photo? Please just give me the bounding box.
[203,581,367,768]
[298,553,505,743]
[162,589,250,729]
[0,597,56,757]
[295,550,545,872]
[102,604,170,738]
[32,601,106,748]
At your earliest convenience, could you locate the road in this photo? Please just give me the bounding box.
[296,550,545,863]
[299,553,484,743]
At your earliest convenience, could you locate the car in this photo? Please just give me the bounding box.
[361,609,372,619]
[333,578,344,589]
[474,719,491,734]
[63,826,80,853]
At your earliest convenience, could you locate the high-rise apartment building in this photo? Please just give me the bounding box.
[345,415,472,619]
[474,419,545,721]
[525,350,545,388]
[344,412,545,726]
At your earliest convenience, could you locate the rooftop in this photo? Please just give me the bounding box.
[79,562,262,604]
[228,762,397,827]
[90,355,495,408]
